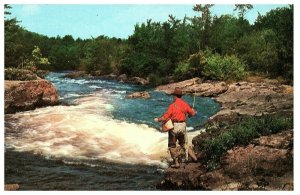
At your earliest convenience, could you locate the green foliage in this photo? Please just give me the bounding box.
[236,29,279,75]
[148,73,163,86]
[5,68,38,81]
[254,5,293,81]
[24,46,50,70]
[204,53,246,80]
[200,114,293,170]
[174,61,191,80]
[210,15,250,54]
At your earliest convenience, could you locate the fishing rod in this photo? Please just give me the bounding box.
[185,79,197,161]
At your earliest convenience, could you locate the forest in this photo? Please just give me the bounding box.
[4,4,294,85]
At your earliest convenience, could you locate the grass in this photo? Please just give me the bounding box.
[197,114,293,170]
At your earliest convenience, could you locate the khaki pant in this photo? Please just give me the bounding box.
[168,122,186,148]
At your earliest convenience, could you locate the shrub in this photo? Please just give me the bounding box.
[148,73,163,86]
[204,53,246,80]
[5,68,38,81]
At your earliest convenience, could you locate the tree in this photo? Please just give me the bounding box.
[24,46,50,70]
[191,4,214,51]
[236,30,279,75]
[254,5,293,80]
[234,4,253,20]
[210,14,250,55]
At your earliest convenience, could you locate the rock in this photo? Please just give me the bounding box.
[126,91,150,99]
[159,130,293,190]
[118,74,127,82]
[220,129,293,189]
[63,71,90,79]
[5,79,59,114]
[155,77,201,94]
[184,81,228,97]
[156,163,206,190]
[209,81,293,120]
[127,77,149,85]
[5,184,19,191]
[101,73,118,80]
[251,130,293,149]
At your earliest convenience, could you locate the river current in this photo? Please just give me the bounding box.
[5,72,220,190]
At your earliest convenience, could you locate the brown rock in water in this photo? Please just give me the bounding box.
[126,91,150,99]
[5,184,19,191]
[5,79,59,114]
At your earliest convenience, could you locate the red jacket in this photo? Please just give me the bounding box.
[161,97,195,122]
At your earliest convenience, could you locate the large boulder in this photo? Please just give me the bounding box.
[5,79,59,114]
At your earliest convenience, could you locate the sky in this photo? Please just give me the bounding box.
[7,4,289,39]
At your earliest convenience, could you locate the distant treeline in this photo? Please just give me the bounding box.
[4,4,293,84]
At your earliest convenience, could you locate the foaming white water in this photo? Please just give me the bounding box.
[5,94,199,167]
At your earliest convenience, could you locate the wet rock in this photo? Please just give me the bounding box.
[5,79,59,114]
[126,91,150,99]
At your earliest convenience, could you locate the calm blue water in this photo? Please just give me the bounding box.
[5,72,220,190]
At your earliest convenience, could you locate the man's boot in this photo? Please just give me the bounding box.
[188,147,198,162]
[169,147,180,168]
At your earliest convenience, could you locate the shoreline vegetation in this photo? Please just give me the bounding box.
[4,4,293,191]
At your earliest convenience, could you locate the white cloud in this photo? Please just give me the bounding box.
[21,5,41,16]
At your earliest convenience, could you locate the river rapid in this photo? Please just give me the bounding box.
[5,72,220,190]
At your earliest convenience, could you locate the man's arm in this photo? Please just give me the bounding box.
[154,104,173,122]
[186,103,196,117]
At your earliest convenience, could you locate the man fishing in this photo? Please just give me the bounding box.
[154,87,198,168]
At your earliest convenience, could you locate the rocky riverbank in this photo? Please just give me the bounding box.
[63,71,150,85]
[155,77,293,190]
[4,79,59,114]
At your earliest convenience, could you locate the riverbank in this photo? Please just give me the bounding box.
[155,77,293,190]
[63,71,150,85]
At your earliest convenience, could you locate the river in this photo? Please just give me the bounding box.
[4,72,220,190]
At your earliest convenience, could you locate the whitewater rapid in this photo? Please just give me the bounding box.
[5,93,199,167]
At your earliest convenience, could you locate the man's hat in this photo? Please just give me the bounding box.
[171,87,182,96]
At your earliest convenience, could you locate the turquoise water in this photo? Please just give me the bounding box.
[47,72,220,130]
